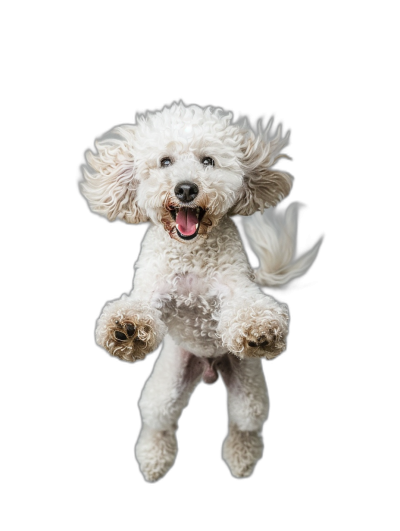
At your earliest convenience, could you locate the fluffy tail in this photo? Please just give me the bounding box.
[242,203,322,287]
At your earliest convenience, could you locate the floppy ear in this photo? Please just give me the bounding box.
[80,125,148,223]
[229,120,293,216]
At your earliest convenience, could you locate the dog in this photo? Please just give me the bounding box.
[81,102,321,481]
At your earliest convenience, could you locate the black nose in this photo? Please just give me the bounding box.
[174,182,199,203]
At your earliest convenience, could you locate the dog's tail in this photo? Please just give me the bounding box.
[242,203,322,287]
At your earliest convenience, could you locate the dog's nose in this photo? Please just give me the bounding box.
[174,182,199,203]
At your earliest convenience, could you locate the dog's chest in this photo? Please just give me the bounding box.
[159,271,222,354]
[165,271,219,316]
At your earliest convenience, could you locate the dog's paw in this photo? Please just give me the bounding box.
[244,325,286,359]
[95,296,167,362]
[220,298,289,360]
[106,318,149,361]
[135,427,177,482]
[222,425,264,478]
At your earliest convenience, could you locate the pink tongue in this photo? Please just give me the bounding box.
[176,208,198,236]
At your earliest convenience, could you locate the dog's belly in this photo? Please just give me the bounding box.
[162,294,226,357]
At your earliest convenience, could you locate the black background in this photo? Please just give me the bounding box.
[46,65,351,519]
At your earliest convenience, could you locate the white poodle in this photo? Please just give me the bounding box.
[81,102,321,481]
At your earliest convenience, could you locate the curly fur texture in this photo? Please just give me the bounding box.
[81,102,320,481]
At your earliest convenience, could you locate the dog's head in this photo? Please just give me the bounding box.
[81,103,293,243]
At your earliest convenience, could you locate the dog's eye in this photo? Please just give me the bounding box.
[161,157,173,168]
[201,157,214,167]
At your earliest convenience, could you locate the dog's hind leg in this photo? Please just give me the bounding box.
[135,335,203,482]
[219,355,269,478]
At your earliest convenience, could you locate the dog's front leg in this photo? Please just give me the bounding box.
[136,335,203,482]
[217,277,289,360]
[95,237,167,362]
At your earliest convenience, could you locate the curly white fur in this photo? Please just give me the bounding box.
[81,102,320,481]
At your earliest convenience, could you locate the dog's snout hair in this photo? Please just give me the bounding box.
[174,182,199,203]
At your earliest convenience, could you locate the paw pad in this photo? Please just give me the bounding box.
[248,335,271,348]
[104,317,149,362]
[114,321,136,342]
[244,329,284,359]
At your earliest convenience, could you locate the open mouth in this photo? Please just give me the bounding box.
[169,206,206,240]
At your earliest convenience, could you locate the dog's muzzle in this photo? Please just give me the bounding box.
[168,182,204,240]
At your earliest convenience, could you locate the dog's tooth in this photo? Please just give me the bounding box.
[195,223,199,229]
